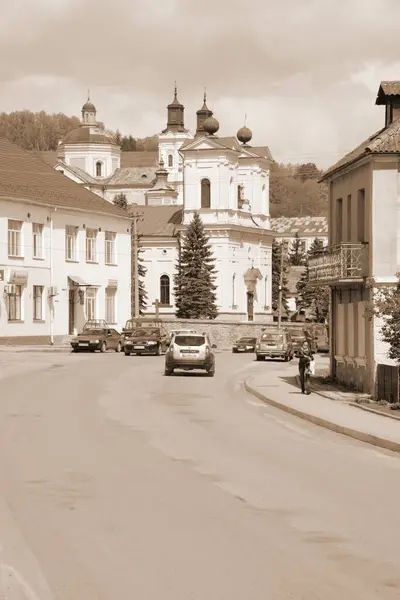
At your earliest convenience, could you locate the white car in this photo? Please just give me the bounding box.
[167,329,197,345]
[165,333,216,376]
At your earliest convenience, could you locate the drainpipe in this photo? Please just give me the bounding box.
[49,207,57,345]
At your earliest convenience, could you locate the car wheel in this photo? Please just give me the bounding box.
[256,355,264,361]
[207,368,215,377]
[157,344,162,356]
[284,354,289,362]
[164,368,173,376]
[232,349,237,353]
[100,342,106,353]
[124,350,131,356]
[115,342,122,353]
[71,348,78,353]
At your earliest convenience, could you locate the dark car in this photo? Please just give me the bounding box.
[232,337,257,353]
[124,326,168,356]
[71,326,122,353]
[255,329,294,361]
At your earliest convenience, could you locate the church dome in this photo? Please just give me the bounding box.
[82,100,96,112]
[62,126,117,146]
[237,126,252,145]
[203,115,220,136]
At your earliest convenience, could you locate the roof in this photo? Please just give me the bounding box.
[62,125,117,146]
[0,136,129,219]
[129,205,183,237]
[35,150,158,169]
[58,162,98,185]
[287,266,306,295]
[376,81,400,104]
[270,216,328,236]
[106,167,157,186]
[180,135,273,159]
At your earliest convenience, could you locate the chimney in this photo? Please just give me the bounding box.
[376,81,400,127]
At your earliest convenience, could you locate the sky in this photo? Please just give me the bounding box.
[1,0,400,168]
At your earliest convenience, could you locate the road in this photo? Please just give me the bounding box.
[0,349,399,599]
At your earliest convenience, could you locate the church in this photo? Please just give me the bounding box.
[52,89,276,322]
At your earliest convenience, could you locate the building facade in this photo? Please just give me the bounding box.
[309,81,400,393]
[270,217,328,253]
[0,138,131,341]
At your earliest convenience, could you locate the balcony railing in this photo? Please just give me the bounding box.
[308,243,368,285]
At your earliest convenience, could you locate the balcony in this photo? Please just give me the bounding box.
[308,243,368,286]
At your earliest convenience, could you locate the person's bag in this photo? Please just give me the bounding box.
[308,359,316,376]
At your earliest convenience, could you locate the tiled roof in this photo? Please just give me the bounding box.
[322,118,400,179]
[376,81,400,103]
[58,162,98,185]
[106,167,157,186]
[270,216,328,236]
[62,126,117,146]
[180,135,273,160]
[0,136,129,219]
[129,205,183,237]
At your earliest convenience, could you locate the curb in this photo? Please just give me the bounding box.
[244,377,400,454]
[349,402,400,422]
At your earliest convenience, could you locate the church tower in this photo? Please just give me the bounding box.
[81,94,97,125]
[195,91,213,137]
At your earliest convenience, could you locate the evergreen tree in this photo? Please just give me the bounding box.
[296,237,329,322]
[373,273,400,362]
[174,213,218,319]
[272,239,289,312]
[113,192,128,210]
[288,232,306,266]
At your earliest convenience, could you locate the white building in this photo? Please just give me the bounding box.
[0,137,131,342]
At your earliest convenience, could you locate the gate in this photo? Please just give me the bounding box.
[376,364,399,403]
[68,289,75,335]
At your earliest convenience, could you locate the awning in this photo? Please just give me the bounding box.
[9,270,28,285]
[107,279,118,289]
[68,275,91,287]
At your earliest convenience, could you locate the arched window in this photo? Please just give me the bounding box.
[160,274,170,306]
[96,161,102,177]
[168,154,173,167]
[201,178,211,209]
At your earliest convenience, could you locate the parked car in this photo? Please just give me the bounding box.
[71,324,122,353]
[255,329,294,361]
[312,324,329,352]
[123,326,169,356]
[232,337,257,353]
[165,333,216,376]
[286,329,306,356]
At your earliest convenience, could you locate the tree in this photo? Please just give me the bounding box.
[272,239,289,312]
[174,213,218,319]
[288,232,306,266]
[269,162,328,218]
[296,237,329,322]
[370,273,400,362]
[113,192,128,210]
[295,162,320,182]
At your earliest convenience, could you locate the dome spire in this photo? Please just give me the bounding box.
[196,88,213,137]
[81,92,97,125]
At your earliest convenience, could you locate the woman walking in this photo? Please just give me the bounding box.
[298,340,314,395]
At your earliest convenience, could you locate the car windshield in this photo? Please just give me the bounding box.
[175,335,206,347]
[132,328,159,337]
[81,329,104,336]
[261,333,283,342]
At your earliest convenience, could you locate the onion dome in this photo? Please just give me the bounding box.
[237,125,252,145]
[82,100,96,112]
[203,115,220,136]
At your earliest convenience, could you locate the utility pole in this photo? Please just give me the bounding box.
[131,213,143,319]
[278,240,286,330]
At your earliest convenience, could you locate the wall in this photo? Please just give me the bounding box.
[104,187,148,206]
[61,143,121,179]
[0,200,131,338]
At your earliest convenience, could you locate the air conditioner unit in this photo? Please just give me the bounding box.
[48,286,58,297]
[5,284,17,295]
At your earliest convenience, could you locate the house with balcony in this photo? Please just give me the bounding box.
[308,80,400,393]
[0,137,131,343]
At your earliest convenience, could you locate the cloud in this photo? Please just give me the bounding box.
[1,0,400,166]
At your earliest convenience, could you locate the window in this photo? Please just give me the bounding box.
[105,288,116,323]
[86,228,97,263]
[96,161,102,177]
[237,184,244,207]
[336,198,343,243]
[33,223,43,259]
[8,220,23,257]
[168,154,173,167]
[65,226,78,261]
[160,275,170,305]
[33,286,44,321]
[105,232,116,265]
[85,288,97,320]
[357,189,366,242]
[7,285,22,321]
[346,194,352,242]
[201,178,211,208]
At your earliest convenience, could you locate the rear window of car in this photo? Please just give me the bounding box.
[261,333,283,342]
[175,335,206,347]
[239,338,255,342]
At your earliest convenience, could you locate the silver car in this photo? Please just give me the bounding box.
[165,333,216,376]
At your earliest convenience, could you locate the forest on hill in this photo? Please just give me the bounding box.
[0,109,327,217]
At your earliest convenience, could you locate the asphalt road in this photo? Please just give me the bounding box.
[0,350,400,599]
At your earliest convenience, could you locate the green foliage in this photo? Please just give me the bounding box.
[174,213,218,319]
[296,237,330,322]
[371,273,400,362]
[288,232,307,266]
[272,239,290,312]
[270,162,328,218]
[113,193,128,210]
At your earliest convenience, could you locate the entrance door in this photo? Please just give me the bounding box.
[68,289,75,334]
[247,292,254,322]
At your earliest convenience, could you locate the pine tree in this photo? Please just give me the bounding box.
[174,213,218,319]
[272,239,290,312]
[296,237,329,322]
[288,232,306,266]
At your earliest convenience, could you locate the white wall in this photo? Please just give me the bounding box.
[0,200,131,338]
[60,143,121,179]
[158,130,193,203]
[103,187,147,206]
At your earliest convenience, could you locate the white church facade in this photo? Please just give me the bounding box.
[53,89,276,321]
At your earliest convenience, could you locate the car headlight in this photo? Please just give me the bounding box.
[90,339,100,344]
[147,341,157,345]
[72,338,79,343]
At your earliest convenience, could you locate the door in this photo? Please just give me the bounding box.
[247,292,254,322]
[68,289,75,335]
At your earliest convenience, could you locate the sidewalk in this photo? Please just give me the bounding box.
[0,345,69,353]
[245,366,400,453]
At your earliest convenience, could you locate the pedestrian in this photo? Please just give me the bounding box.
[298,340,314,395]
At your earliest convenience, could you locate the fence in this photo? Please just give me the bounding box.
[376,363,399,403]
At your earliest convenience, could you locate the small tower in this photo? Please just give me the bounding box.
[162,84,186,133]
[81,92,97,125]
[145,159,178,205]
[195,90,213,137]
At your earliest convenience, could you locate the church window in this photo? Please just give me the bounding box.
[237,184,244,207]
[160,275,170,306]
[96,161,103,177]
[168,154,173,167]
[201,178,211,209]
